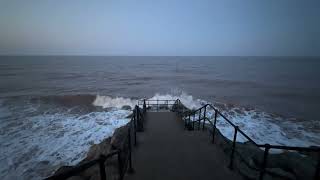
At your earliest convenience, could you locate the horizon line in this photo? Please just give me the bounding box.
[1,54,320,58]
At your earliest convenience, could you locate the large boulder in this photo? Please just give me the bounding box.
[264,168,296,180]
[84,138,111,161]
[121,105,132,110]
[50,124,130,180]
[110,124,129,150]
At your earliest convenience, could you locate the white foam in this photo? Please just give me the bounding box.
[93,95,137,109]
[205,106,320,153]
[0,109,130,180]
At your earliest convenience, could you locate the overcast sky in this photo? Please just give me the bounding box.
[0,0,319,56]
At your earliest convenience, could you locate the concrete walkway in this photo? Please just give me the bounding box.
[125,112,242,180]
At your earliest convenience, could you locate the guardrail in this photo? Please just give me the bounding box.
[45,105,145,180]
[169,99,320,180]
[138,99,176,112]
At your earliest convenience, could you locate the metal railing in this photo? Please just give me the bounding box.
[45,105,145,180]
[171,99,320,180]
[138,99,176,112]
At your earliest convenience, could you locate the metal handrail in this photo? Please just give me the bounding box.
[45,150,120,180]
[44,106,145,180]
[138,99,176,112]
[171,99,320,180]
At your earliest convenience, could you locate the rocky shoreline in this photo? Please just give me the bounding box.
[50,123,131,180]
[209,125,318,180]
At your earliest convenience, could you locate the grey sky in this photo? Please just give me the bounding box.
[0,0,319,56]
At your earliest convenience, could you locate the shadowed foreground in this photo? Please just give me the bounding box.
[125,112,242,180]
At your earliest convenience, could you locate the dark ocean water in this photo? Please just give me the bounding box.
[1,56,319,119]
[0,56,320,179]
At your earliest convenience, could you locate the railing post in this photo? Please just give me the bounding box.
[212,109,218,144]
[198,109,201,130]
[259,144,270,180]
[229,126,238,169]
[188,114,191,130]
[315,151,320,180]
[202,105,206,130]
[136,106,143,132]
[192,113,195,130]
[140,108,144,131]
[99,156,107,180]
[133,109,137,146]
[136,106,140,131]
[143,99,146,114]
[127,124,134,174]
[157,99,159,112]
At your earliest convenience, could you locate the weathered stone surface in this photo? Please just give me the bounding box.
[110,124,129,150]
[54,166,74,175]
[121,105,132,110]
[89,173,100,180]
[51,123,130,180]
[126,113,133,118]
[82,164,100,180]
[207,126,318,180]
[67,175,87,180]
[264,168,296,180]
[84,138,111,161]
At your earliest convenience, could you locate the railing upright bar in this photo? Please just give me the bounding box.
[259,144,270,180]
[212,109,218,144]
[198,109,201,130]
[188,114,191,129]
[143,99,146,114]
[193,113,195,130]
[127,121,134,173]
[229,126,238,169]
[133,109,137,146]
[137,107,140,131]
[202,105,206,130]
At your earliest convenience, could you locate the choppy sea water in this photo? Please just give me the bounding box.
[0,56,319,179]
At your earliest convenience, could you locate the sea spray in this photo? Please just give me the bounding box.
[93,95,137,109]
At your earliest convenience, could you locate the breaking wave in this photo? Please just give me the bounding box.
[0,92,319,179]
[93,95,137,109]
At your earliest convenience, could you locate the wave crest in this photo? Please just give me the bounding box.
[148,92,204,110]
[93,95,137,109]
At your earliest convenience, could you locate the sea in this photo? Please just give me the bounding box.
[0,56,319,179]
